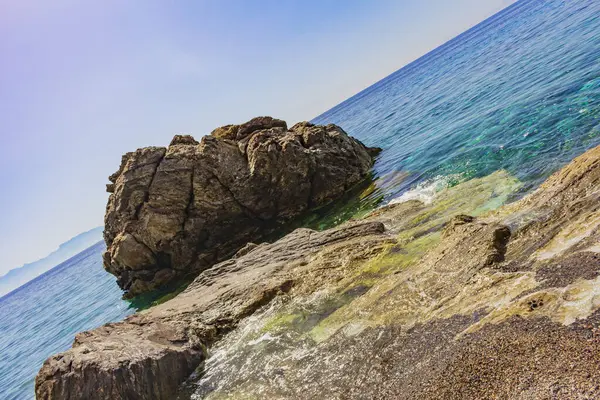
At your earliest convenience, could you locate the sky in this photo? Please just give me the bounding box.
[0,0,517,275]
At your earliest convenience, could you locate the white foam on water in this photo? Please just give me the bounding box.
[388,174,463,205]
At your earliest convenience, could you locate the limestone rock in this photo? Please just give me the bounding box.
[170,135,199,146]
[103,117,379,297]
[38,137,600,400]
[35,222,390,400]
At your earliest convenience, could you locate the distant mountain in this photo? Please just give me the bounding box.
[0,227,104,297]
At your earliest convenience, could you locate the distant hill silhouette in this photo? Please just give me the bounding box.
[0,227,104,297]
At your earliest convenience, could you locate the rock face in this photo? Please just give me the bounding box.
[103,117,380,297]
[36,222,389,400]
[37,144,600,399]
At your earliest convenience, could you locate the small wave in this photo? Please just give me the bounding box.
[388,174,463,205]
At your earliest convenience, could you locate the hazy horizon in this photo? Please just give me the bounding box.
[0,0,517,275]
[0,226,103,278]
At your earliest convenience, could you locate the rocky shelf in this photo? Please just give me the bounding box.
[36,131,600,399]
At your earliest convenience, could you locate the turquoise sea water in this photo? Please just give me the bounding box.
[2,0,600,398]
[314,0,600,203]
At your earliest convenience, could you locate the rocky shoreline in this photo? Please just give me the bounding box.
[36,125,600,399]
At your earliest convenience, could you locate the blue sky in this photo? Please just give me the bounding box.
[0,0,516,274]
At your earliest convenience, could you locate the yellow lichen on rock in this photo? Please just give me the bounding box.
[534,210,600,260]
[462,275,600,336]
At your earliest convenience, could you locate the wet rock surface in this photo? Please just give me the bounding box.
[36,222,390,400]
[37,144,600,399]
[102,117,379,297]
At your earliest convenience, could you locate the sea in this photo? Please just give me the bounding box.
[2,0,600,398]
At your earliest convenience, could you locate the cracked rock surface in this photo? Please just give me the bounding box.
[103,117,380,297]
[35,222,389,400]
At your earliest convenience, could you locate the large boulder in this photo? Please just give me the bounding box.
[103,117,380,297]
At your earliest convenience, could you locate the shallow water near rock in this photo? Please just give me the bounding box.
[3,0,600,398]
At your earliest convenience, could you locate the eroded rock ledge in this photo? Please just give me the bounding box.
[37,144,600,399]
[36,222,390,400]
[103,117,380,297]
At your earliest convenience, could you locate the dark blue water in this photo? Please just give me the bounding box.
[3,0,600,398]
[0,243,133,400]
